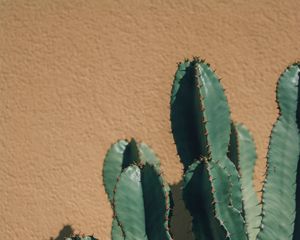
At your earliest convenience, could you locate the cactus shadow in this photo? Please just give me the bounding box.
[170,181,194,240]
[49,224,74,240]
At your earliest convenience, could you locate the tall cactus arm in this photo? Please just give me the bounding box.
[194,61,231,160]
[182,161,227,240]
[228,123,261,240]
[170,59,231,170]
[170,60,204,170]
[257,64,300,240]
[292,65,300,240]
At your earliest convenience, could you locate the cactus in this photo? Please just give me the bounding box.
[103,138,173,240]
[171,58,248,240]
[257,63,300,240]
[170,59,300,240]
[65,235,97,240]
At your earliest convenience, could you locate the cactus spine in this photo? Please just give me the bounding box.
[103,138,173,240]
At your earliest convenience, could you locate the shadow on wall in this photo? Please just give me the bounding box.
[170,181,194,240]
[49,183,193,240]
[50,225,74,240]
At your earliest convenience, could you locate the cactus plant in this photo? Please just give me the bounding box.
[170,58,300,240]
[103,138,173,240]
[257,63,300,240]
[73,59,299,240]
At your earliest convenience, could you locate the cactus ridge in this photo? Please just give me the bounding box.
[228,122,261,240]
[257,64,300,240]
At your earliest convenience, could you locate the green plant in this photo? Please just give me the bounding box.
[170,58,300,240]
[103,138,173,240]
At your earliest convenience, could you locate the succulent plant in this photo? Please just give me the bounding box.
[170,58,300,240]
[257,63,300,240]
[103,138,173,240]
[75,59,300,240]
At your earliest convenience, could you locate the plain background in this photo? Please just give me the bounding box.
[1,0,300,239]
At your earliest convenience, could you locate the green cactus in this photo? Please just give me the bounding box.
[170,59,300,240]
[103,138,173,240]
[171,58,247,240]
[65,235,97,240]
[257,63,300,240]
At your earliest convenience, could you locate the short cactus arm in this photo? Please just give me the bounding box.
[257,64,300,240]
[103,139,173,239]
[114,164,173,240]
[228,123,261,240]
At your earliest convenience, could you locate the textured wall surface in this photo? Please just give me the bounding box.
[1,0,300,239]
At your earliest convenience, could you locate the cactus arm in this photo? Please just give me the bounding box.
[228,123,261,240]
[103,140,129,202]
[257,64,300,240]
[195,61,231,160]
[170,60,204,170]
[112,218,125,240]
[141,163,173,240]
[113,165,148,240]
[193,62,244,213]
[182,161,227,240]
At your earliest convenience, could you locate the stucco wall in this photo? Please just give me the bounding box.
[1,0,300,239]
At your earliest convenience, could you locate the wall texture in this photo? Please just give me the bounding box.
[1,0,300,239]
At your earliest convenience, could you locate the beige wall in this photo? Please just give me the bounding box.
[1,0,300,239]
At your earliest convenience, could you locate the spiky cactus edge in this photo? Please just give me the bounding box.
[103,138,173,240]
[257,63,300,240]
[170,58,300,240]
